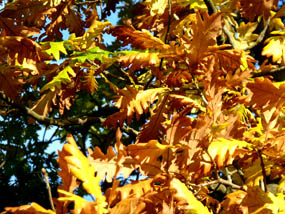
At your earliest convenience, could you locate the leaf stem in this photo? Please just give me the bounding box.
[258,149,267,192]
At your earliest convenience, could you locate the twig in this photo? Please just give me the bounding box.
[74,0,101,5]
[189,177,241,189]
[0,90,102,127]
[258,150,267,192]
[42,168,55,211]
[252,66,285,78]
[204,0,217,14]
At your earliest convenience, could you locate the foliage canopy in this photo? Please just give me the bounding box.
[1,0,285,213]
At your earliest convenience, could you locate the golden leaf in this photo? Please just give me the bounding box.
[3,202,55,214]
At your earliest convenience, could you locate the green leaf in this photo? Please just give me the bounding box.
[44,41,67,61]
[41,66,76,92]
[74,47,111,63]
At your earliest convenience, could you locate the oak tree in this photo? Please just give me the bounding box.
[1,0,285,213]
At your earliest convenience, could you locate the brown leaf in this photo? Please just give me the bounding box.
[240,0,278,21]
[247,78,285,111]
[105,86,167,128]
[111,25,169,50]
[188,12,222,64]
[137,94,169,143]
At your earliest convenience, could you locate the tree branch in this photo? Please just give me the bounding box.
[0,91,102,127]
[252,66,285,78]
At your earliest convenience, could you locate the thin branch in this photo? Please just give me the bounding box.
[0,91,102,127]
[74,0,101,6]
[189,177,241,189]
[204,0,217,14]
[258,150,268,192]
[252,66,285,78]
[42,168,55,211]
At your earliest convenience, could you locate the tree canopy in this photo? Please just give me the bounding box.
[1,0,285,213]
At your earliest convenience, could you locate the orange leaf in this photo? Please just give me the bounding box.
[3,202,55,214]
[247,78,285,110]
[111,25,169,50]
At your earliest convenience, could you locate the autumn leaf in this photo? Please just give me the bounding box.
[42,41,67,61]
[240,0,278,21]
[137,94,169,143]
[262,30,285,64]
[62,135,107,212]
[2,202,55,214]
[204,138,251,170]
[230,22,259,50]
[118,50,160,71]
[58,190,100,214]
[127,140,172,176]
[187,12,222,64]
[247,78,285,111]
[170,178,211,214]
[41,66,76,92]
[74,47,111,63]
[111,25,169,50]
[105,86,168,127]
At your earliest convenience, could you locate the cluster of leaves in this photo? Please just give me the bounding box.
[2,0,285,213]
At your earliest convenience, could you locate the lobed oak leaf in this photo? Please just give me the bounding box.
[110,25,169,50]
[2,202,55,214]
[62,135,106,210]
[0,16,40,37]
[240,186,285,213]
[88,142,136,183]
[127,140,172,176]
[105,86,167,128]
[230,22,259,50]
[170,178,212,214]
[42,41,67,61]
[244,159,274,187]
[0,36,49,64]
[262,30,285,64]
[58,189,105,214]
[205,138,251,170]
[169,94,206,113]
[240,0,278,21]
[137,94,169,143]
[106,179,153,207]
[221,190,247,214]
[247,78,285,111]
[188,12,222,64]
[0,64,25,100]
[84,68,98,93]
[118,51,160,71]
[41,66,76,92]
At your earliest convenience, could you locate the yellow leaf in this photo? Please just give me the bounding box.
[171,178,212,214]
[262,31,285,64]
[206,138,251,168]
[58,189,107,214]
[148,0,168,16]
[62,135,106,212]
